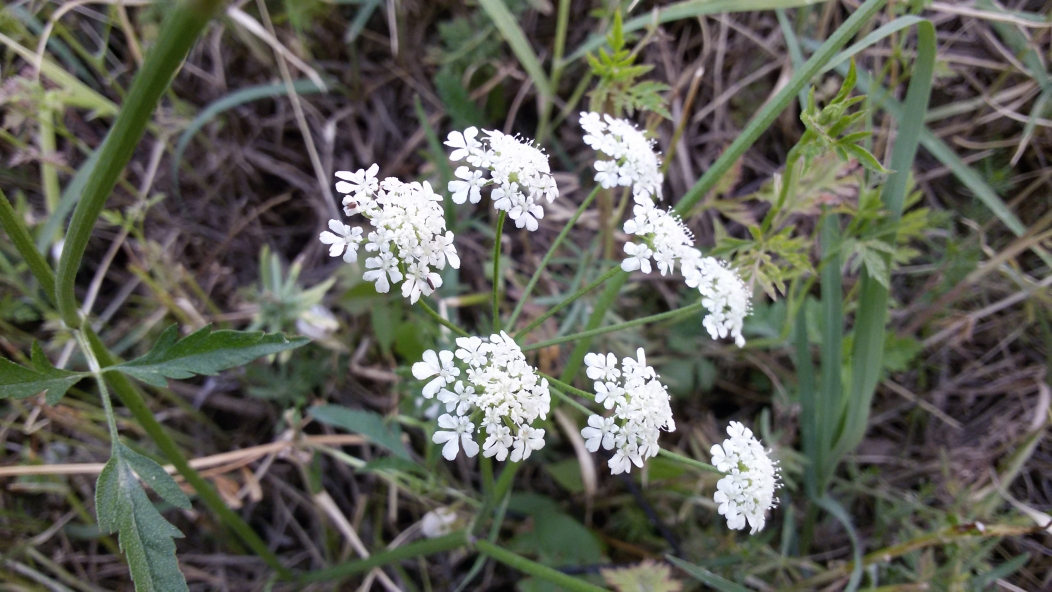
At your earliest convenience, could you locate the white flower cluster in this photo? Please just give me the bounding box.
[619,193,752,347]
[580,112,663,200]
[579,349,675,475]
[710,421,780,534]
[445,127,558,232]
[321,164,459,304]
[413,332,551,463]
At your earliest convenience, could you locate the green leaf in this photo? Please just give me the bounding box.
[96,444,189,592]
[666,556,750,592]
[603,560,682,592]
[119,445,192,511]
[310,405,412,460]
[111,325,308,387]
[0,342,87,404]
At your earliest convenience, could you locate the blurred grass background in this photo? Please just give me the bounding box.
[1,0,1051,589]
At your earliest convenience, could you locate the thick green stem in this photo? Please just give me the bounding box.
[55,0,223,327]
[0,188,57,299]
[84,328,291,577]
[525,300,706,353]
[514,265,621,340]
[298,531,470,583]
[507,186,601,329]
[418,299,470,337]
[474,539,607,592]
[492,211,507,331]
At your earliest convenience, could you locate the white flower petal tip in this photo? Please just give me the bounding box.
[711,421,781,534]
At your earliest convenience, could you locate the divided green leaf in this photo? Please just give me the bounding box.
[111,325,309,387]
[310,405,413,460]
[0,342,87,404]
[96,443,191,592]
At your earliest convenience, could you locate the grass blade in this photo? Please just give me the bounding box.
[833,21,936,462]
[817,214,843,493]
[476,0,552,102]
[814,496,863,592]
[566,0,829,63]
[172,79,326,199]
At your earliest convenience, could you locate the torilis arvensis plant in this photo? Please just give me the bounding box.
[320,113,778,533]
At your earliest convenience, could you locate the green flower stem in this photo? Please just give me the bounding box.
[83,328,291,578]
[514,265,621,340]
[472,460,518,536]
[298,531,470,584]
[492,211,507,331]
[545,383,594,417]
[474,539,608,592]
[523,300,706,353]
[656,449,721,474]
[506,186,601,329]
[418,299,470,337]
[0,188,56,299]
[560,270,628,382]
[556,0,888,385]
[55,0,224,328]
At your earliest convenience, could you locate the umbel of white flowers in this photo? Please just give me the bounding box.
[577,113,753,347]
[413,332,551,462]
[580,349,676,475]
[445,127,559,232]
[710,421,781,533]
[320,165,459,303]
[580,111,663,200]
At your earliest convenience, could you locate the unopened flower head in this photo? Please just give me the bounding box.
[580,349,675,475]
[413,332,550,462]
[445,127,558,232]
[580,112,663,200]
[420,507,459,538]
[322,165,459,303]
[710,421,780,534]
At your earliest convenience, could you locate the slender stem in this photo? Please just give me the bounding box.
[673,0,889,217]
[473,461,519,536]
[559,270,628,382]
[536,0,572,144]
[514,266,621,340]
[546,384,594,417]
[298,531,469,583]
[657,449,721,474]
[507,186,601,329]
[75,331,119,440]
[0,188,57,299]
[492,211,507,331]
[82,328,291,577]
[474,539,607,592]
[524,300,706,352]
[55,0,223,327]
[418,299,470,337]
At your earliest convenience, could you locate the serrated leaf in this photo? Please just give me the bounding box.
[0,342,87,403]
[602,560,682,592]
[111,325,309,387]
[119,445,191,510]
[97,444,188,592]
[310,405,412,460]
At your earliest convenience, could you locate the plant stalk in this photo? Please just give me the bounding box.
[55,0,224,328]
[507,186,601,329]
[524,299,706,352]
[514,265,621,339]
[474,539,607,592]
[492,211,507,331]
[0,188,57,299]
